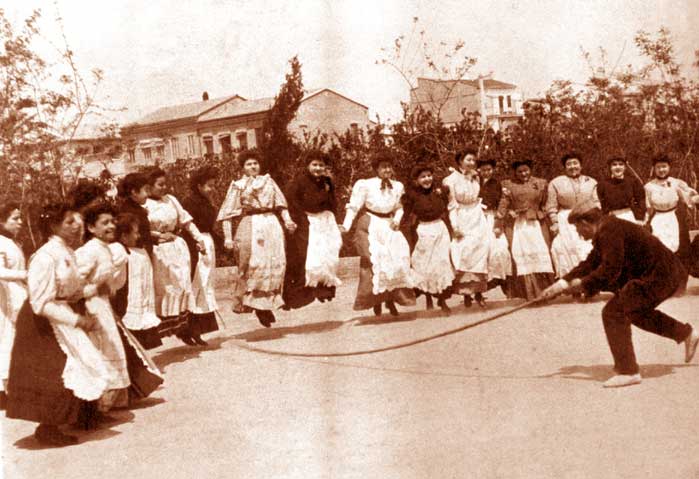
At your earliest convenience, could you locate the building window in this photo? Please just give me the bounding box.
[506,95,512,110]
[350,122,359,136]
[219,134,232,154]
[236,132,248,150]
[142,147,152,161]
[128,149,135,163]
[170,138,179,160]
[498,96,504,114]
[187,135,196,157]
[253,128,263,148]
[156,145,165,160]
[202,136,214,158]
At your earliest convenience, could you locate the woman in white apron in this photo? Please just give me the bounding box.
[0,203,27,409]
[597,157,647,225]
[645,155,699,260]
[182,167,221,345]
[402,164,454,313]
[218,150,297,328]
[443,149,491,308]
[283,150,342,310]
[546,152,599,278]
[6,203,114,446]
[340,152,415,316]
[498,160,555,300]
[76,202,131,411]
[145,168,206,344]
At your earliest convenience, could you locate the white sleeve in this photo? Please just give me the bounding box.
[28,253,79,327]
[342,180,367,230]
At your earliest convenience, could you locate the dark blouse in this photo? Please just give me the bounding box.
[117,197,154,255]
[480,177,502,211]
[402,185,453,236]
[181,191,218,234]
[286,171,337,221]
[596,176,646,221]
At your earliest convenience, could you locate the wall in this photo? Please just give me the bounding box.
[288,90,373,139]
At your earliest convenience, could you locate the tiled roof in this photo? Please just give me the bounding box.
[133,95,240,125]
[198,96,274,122]
[416,77,517,90]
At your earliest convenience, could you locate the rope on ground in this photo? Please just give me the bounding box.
[232,297,547,358]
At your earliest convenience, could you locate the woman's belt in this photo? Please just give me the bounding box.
[243,207,276,216]
[366,209,393,218]
[654,205,677,213]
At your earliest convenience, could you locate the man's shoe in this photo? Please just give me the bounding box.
[684,329,699,363]
[603,373,642,388]
[373,304,382,316]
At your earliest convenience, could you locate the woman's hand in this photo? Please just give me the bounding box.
[285,220,297,234]
[158,232,177,243]
[549,223,559,236]
[389,219,400,231]
[196,239,206,253]
[338,224,348,234]
[224,239,238,252]
[493,227,503,238]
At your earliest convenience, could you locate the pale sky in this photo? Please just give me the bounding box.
[5,0,699,127]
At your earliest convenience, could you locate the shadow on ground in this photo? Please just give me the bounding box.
[539,363,697,382]
[153,336,226,370]
[13,410,136,450]
[229,320,346,343]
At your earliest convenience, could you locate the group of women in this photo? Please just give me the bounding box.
[1,146,698,447]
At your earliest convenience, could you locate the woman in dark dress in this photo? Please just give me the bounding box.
[181,167,221,345]
[402,163,453,313]
[6,203,114,446]
[114,173,162,349]
[283,150,342,310]
[596,157,646,224]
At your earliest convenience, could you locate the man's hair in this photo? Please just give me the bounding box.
[568,207,603,224]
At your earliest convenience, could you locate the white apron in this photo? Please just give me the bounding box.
[85,295,131,390]
[611,208,643,225]
[367,213,413,295]
[305,211,342,287]
[112,245,160,330]
[650,210,680,252]
[450,202,489,274]
[511,218,554,275]
[550,209,593,277]
[411,219,455,294]
[192,233,219,314]
[245,212,286,310]
[152,237,194,316]
[484,212,512,281]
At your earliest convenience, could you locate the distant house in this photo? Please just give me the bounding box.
[120,89,374,165]
[409,77,524,131]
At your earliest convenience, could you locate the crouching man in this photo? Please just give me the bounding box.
[542,200,699,388]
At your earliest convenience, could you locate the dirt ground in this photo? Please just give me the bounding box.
[3,277,699,479]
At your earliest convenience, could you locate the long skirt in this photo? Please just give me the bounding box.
[231,213,286,312]
[6,302,112,425]
[352,212,415,310]
[85,295,131,410]
[0,280,25,390]
[504,217,555,300]
[550,209,593,277]
[152,236,193,336]
[484,211,512,283]
[283,210,342,309]
[189,232,220,336]
[116,324,163,400]
[411,219,454,295]
[450,203,489,294]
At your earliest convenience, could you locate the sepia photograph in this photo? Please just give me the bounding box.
[1,1,699,477]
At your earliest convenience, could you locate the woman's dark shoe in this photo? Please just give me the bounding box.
[35,424,78,446]
[373,304,382,316]
[177,334,197,346]
[386,301,399,316]
[437,297,451,315]
[192,335,208,346]
[255,310,273,328]
[463,295,473,308]
[474,292,486,308]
